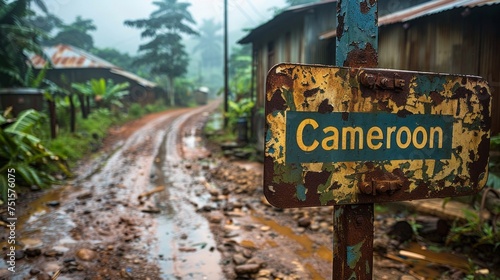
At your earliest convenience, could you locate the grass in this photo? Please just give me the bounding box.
[42,99,168,168]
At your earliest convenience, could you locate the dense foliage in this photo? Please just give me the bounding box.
[0,110,70,201]
[0,0,46,88]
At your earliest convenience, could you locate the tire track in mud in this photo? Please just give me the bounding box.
[146,101,224,279]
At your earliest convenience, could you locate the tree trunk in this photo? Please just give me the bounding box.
[47,99,57,139]
[168,76,175,107]
[86,95,91,115]
[78,94,87,119]
[69,94,76,133]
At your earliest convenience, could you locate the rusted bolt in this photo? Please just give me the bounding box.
[373,180,403,194]
[375,183,390,193]
[395,78,405,89]
[380,77,390,88]
[359,72,376,87]
[358,181,373,195]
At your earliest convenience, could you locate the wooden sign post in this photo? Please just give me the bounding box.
[263,1,491,279]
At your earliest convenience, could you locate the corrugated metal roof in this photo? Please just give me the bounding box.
[29,44,157,88]
[238,0,336,44]
[379,0,500,26]
[110,68,157,89]
[30,44,117,68]
[317,0,500,40]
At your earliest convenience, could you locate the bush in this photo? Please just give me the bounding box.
[0,110,70,201]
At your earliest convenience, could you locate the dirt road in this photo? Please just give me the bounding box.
[0,102,478,279]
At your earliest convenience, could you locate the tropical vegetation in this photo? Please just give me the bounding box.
[0,0,46,88]
[124,0,198,106]
[0,110,70,201]
[45,15,96,50]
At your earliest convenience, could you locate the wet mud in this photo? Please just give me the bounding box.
[0,101,490,279]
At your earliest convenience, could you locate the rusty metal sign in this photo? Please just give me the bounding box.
[264,63,491,208]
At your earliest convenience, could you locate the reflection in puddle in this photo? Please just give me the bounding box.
[150,114,223,279]
[251,214,332,262]
[250,213,332,279]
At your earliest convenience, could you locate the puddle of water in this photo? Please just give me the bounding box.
[251,214,332,262]
[148,115,224,279]
[183,128,198,149]
[0,185,77,278]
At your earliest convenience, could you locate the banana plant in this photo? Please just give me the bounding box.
[0,109,70,202]
[226,98,255,129]
[73,79,129,113]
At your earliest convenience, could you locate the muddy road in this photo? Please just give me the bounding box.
[1,102,480,279]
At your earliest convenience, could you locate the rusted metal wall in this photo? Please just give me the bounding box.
[250,3,337,111]
[43,68,157,105]
[379,4,500,134]
[249,3,337,155]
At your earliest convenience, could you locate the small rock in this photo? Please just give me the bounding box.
[260,226,270,232]
[233,253,247,265]
[14,250,25,260]
[208,213,223,224]
[77,192,93,200]
[234,263,260,275]
[297,217,311,228]
[63,257,76,263]
[42,261,61,275]
[25,248,42,258]
[46,201,60,207]
[310,223,320,231]
[141,207,161,214]
[76,248,97,261]
[258,269,273,277]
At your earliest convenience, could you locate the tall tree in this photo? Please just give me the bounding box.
[47,16,96,50]
[124,0,198,106]
[0,0,46,87]
[193,18,222,69]
[28,13,63,37]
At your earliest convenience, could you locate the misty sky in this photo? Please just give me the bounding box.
[50,0,287,54]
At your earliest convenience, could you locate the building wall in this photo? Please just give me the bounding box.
[379,5,500,134]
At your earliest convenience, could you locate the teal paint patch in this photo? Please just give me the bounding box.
[347,241,364,269]
[286,111,454,163]
[295,184,307,201]
[414,75,446,96]
[336,0,378,65]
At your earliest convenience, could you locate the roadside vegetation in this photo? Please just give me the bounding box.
[0,0,199,202]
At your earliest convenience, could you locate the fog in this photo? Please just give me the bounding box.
[50,0,286,54]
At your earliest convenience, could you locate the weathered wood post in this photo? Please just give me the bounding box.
[263,1,491,280]
[333,1,378,279]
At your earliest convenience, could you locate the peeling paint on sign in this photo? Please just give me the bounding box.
[264,63,491,208]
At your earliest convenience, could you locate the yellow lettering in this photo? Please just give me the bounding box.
[367,126,383,150]
[322,126,339,150]
[396,126,411,149]
[386,126,396,149]
[342,127,363,150]
[429,127,443,148]
[412,126,428,149]
[296,118,319,152]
